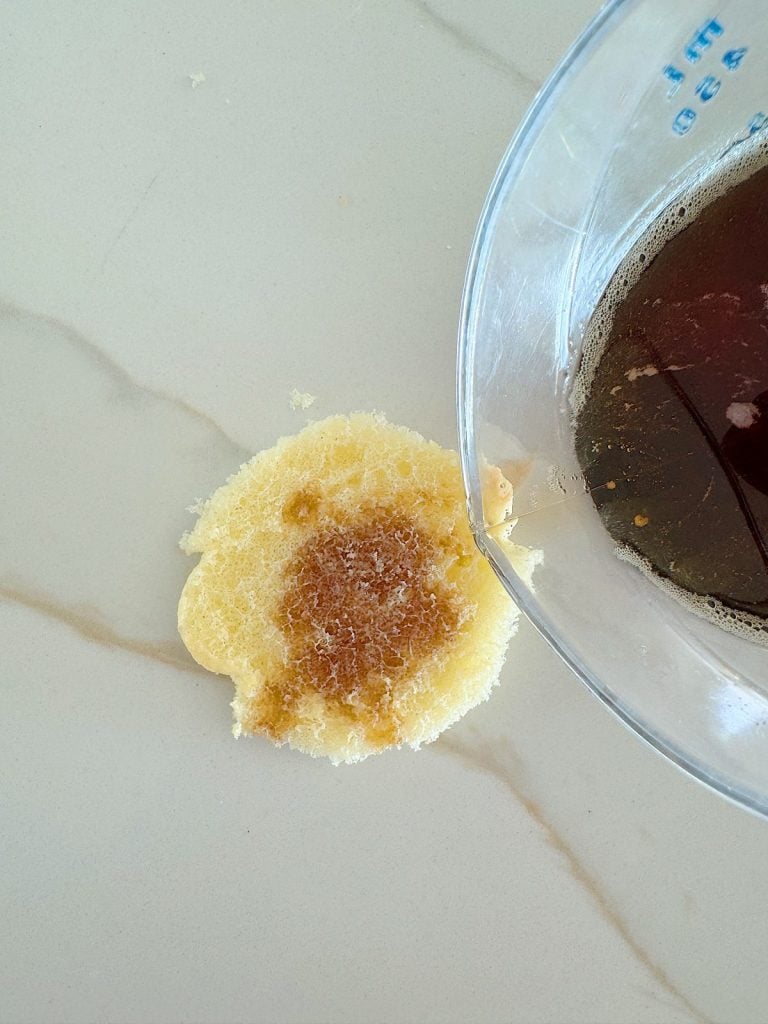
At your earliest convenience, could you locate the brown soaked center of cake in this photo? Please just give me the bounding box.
[252,506,462,744]
[281,511,459,691]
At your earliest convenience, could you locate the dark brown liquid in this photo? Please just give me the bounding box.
[575,162,768,626]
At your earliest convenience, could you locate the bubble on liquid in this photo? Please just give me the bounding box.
[545,464,567,495]
[617,545,768,645]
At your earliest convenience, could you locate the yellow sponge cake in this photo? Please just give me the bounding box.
[178,413,537,763]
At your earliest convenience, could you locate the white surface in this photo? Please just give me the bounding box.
[2,3,768,1023]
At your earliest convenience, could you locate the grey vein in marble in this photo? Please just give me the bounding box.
[410,0,539,90]
[100,171,161,271]
[0,303,248,669]
[0,582,208,675]
[438,731,713,1024]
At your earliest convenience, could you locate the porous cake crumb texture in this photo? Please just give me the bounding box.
[178,413,535,763]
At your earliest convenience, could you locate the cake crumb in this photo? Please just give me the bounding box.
[481,463,514,527]
[189,71,206,89]
[289,388,317,411]
[633,514,649,527]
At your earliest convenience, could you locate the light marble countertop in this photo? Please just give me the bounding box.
[3,3,768,1023]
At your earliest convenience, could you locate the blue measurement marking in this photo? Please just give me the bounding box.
[672,108,697,136]
[722,47,748,71]
[665,21,751,136]
[684,18,724,63]
[663,64,686,97]
[695,74,720,102]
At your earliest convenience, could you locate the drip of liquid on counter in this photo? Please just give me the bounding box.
[574,147,768,642]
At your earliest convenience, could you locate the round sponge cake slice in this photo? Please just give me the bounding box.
[178,413,536,763]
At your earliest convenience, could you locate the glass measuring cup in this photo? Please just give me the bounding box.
[458,0,768,815]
